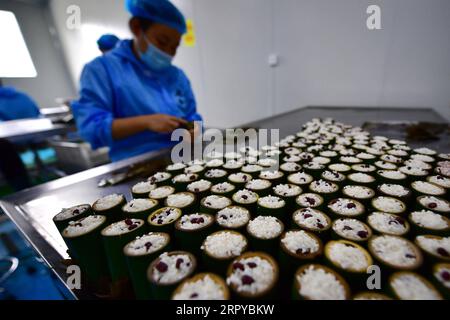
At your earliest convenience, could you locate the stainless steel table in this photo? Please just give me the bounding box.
[0,118,75,144]
[0,148,171,299]
[243,106,449,138]
[0,106,448,299]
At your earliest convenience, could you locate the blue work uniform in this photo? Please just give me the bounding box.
[0,87,41,121]
[72,40,202,162]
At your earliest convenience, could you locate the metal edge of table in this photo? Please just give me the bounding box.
[2,148,171,203]
[2,124,76,144]
[0,200,79,299]
[0,148,171,300]
[238,105,449,128]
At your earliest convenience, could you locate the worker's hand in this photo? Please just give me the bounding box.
[163,120,200,145]
[179,121,202,144]
[144,114,187,133]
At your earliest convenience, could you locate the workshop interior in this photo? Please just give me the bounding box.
[0,0,449,301]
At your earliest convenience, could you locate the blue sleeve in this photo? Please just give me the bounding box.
[71,58,114,150]
[179,70,203,123]
[21,95,41,118]
[0,90,40,120]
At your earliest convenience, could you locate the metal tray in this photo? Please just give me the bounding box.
[0,106,447,299]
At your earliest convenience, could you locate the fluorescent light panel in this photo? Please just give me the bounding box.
[0,10,37,78]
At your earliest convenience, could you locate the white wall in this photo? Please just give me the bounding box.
[49,0,450,127]
[380,0,450,119]
[173,0,274,128]
[273,0,450,122]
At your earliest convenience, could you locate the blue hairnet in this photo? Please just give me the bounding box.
[125,0,187,34]
[97,34,120,51]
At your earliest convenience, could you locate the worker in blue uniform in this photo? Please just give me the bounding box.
[72,0,203,162]
[0,81,39,190]
[97,34,120,54]
[0,84,41,121]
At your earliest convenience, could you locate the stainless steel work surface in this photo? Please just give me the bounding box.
[243,106,448,138]
[0,148,170,299]
[0,106,448,299]
[0,118,75,144]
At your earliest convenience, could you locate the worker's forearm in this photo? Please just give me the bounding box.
[111,117,147,141]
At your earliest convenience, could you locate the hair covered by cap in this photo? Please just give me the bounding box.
[97,34,120,51]
[125,0,187,34]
